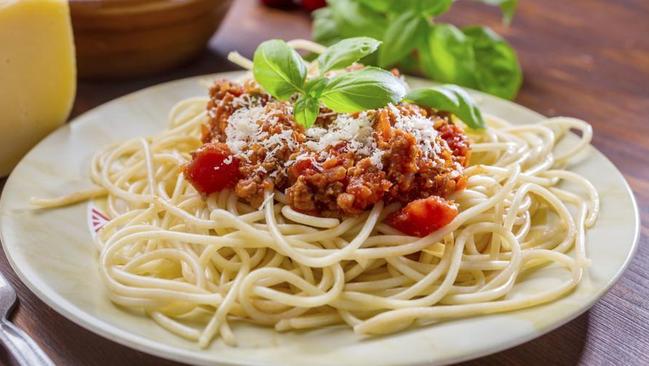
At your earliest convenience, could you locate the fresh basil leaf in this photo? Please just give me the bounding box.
[327,0,387,40]
[358,52,380,68]
[378,11,427,68]
[463,26,522,100]
[313,8,342,45]
[305,77,329,98]
[476,0,518,24]
[356,0,391,12]
[253,40,307,101]
[442,85,485,129]
[405,86,459,113]
[386,1,410,13]
[388,0,452,16]
[405,85,485,129]
[320,67,406,113]
[294,96,321,128]
[417,0,453,16]
[317,37,381,74]
[420,23,478,89]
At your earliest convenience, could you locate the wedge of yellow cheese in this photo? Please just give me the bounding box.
[0,0,76,176]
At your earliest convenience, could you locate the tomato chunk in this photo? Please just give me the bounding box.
[288,158,315,181]
[387,196,458,237]
[438,123,471,166]
[184,143,239,195]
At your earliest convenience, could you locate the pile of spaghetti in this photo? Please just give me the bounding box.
[33,41,598,347]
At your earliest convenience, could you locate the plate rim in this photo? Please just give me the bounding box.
[0,71,641,366]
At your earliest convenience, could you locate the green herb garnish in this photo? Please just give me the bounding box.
[312,0,522,100]
[253,38,405,127]
[404,85,485,129]
[319,67,406,113]
[316,37,380,74]
[462,26,522,100]
[253,40,307,100]
[250,37,485,130]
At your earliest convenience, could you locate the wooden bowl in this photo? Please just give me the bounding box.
[69,0,233,79]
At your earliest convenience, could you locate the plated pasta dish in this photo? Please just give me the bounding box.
[33,38,599,348]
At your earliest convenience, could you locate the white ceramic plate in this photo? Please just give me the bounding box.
[0,72,640,366]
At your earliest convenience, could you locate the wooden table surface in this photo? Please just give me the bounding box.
[1,0,648,365]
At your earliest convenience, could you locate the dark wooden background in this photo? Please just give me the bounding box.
[1,0,648,365]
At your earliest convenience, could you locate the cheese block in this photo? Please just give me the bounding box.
[0,0,76,176]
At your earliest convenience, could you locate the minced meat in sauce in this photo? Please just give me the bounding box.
[184,79,471,235]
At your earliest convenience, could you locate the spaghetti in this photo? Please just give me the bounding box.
[32,41,598,348]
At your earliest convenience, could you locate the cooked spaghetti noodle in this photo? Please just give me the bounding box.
[32,41,598,347]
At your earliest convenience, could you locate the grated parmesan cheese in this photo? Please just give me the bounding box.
[300,112,384,168]
[307,113,373,151]
[225,106,265,156]
[389,104,441,161]
[224,102,445,173]
[231,92,266,109]
[225,106,298,164]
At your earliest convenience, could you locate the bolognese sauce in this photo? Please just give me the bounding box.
[184,79,471,236]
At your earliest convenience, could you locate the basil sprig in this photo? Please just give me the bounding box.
[253,40,306,100]
[317,37,380,74]
[294,96,321,128]
[249,37,485,130]
[462,26,522,100]
[252,38,405,128]
[378,10,428,68]
[320,67,406,113]
[313,0,522,100]
[405,85,485,129]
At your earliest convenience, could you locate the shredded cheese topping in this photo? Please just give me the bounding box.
[303,112,384,168]
[225,106,298,163]
[389,104,441,161]
[225,103,451,172]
